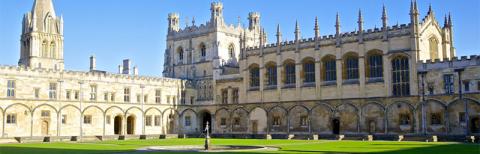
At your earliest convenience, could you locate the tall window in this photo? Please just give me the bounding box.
[221,89,228,104]
[344,55,359,80]
[185,116,191,126]
[6,114,16,124]
[155,89,161,104]
[124,88,130,102]
[200,43,206,58]
[178,47,184,61]
[232,88,239,104]
[273,116,281,126]
[464,81,470,92]
[392,56,410,96]
[35,88,40,99]
[284,62,296,85]
[89,85,97,101]
[42,41,48,57]
[249,65,260,88]
[266,63,277,86]
[154,115,161,126]
[429,37,439,61]
[300,115,308,126]
[228,44,235,58]
[50,42,56,58]
[7,80,15,97]
[367,52,383,78]
[145,115,152,126]
[303,60,315,83]
[444,74,454,94]
[49,83,57,99]
[323,56,337,81]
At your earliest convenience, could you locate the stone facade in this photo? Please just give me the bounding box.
[0,0,478,139]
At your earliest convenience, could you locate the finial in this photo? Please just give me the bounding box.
[314,16,319,38]
[382,4,388,29]
[276,24,281,36]
[444,14,448,27]
[335,12,341,35]
[358,9,364,32]
[192,16,196,26]
[448,12,453,27]
[295,20,300,40]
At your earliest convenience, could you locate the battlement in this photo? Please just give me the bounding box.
[0,65,184,85]
[417,55,480,71]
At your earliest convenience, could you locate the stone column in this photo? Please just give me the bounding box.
[358,44,366,97]
[227,88,233,104]
[315,59,322,99]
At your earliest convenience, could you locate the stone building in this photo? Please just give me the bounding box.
[0,0,478,140]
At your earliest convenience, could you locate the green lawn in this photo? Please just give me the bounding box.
[0,138,478,154]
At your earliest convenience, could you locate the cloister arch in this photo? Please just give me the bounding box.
[361,102,386,134]
[214,108,230,133]
[268,105,288,133]
[311,103,334,134]
[447,98,480,134]
[32,104,58,136]
[387,101,415,134]
[3,104,32,137]
[58,105,81,136]
[81,105,104,136]
[181,109,198,134]
[231,107,249,132]
[163,108,180,134]
[335,103,359,134]
[288,105,310,133]
[104,106,124,135]
[249,107,267,134]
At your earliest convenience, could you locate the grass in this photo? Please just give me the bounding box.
[0,138,478,154]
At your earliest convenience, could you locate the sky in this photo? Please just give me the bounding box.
[0,0,479,76]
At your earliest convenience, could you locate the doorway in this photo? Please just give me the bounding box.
[202,112,212,133]
[41,120,49,136]
[332,118,340,135]
[127,116,135,135]
[251,120,258,134]
[368,120,376,134]
[471,117,480,133]
[114,116,122,135]
[167,114,175,134]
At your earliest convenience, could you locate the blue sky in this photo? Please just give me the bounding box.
[0,0,479,76]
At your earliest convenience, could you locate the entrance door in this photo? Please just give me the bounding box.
[252,120,258,134]
[332,118,340,134]
[114,116,122,135]
[471,117,480,133]
[202,112,212,133]
[368,120,376,134]
[41,120,49,136]
[127,116,135,135]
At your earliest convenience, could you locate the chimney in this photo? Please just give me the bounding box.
[133,66,138,76]
[89,55,96,71]
[122,59,130,75]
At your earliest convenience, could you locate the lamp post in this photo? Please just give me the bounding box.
[454,68,468,136]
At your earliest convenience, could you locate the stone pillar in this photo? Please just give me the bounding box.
[358,43,366,97]
[315,59,322,99]
[295,63,302,100]
[227,88,233,104]
[383,54,391,97]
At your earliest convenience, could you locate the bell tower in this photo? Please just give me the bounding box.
[19,0,64,70]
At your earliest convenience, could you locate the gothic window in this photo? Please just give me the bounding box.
[6,114,16,124]
[83,115,92,124]
[430,113,442,125]
[180,91,185,105]
[232,88,239,104]
[228,44,235,58]
[322,55,336,82]
[35,88,40,99]
[50,41,56,58]
[303,59,315,83]
[429,37,439,61]
[124,88,130,102]
[399,113,410,125]
[200,43,206,58]
[220,118,227,126]
[104,93,108,102]
[249,64,260,88]
[443,74,454,94]
[177,47,184,61]
[392,56,410,96]
[300,115,308,126]
[344,53,359,80]
[367,51,383,78]
[221,89,228,104]
[464,80,470,92]
[273,116,281,126]
[111,93,115,102]
[49,83,57,100]
[7,80,15,98]
[154,115,161,126]
[284,61,296,85]
[155,89,161,104]
[42,41,48,57]
[266,63,277,86]
[185,116,191,126]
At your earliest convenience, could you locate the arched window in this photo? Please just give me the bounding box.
[343,53,358,80]
[266,62,277,86]
[50,42,56,58]
[228,44,235,58]
[429,37,439,61]
[392,56,410,96]
[284,61,296,85]
[200,43,206,58]
[42,41,48,58]
[302,59,315,83]
[366,50,383,79]
[249,64,260,88]
[322,55,336,82]
[177,47,184,61]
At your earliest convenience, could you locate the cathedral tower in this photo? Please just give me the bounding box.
[19,0,64,70]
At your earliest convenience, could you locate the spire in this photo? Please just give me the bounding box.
[276,24,282,44]
[335,12,341,36]
[448,12,453,27]
[428,3,434,15]
[382,4,388,30]
[32,0,56,18]
[444,14,448,27]
[314,16,320,38]
[295,20,301,41]
[358,9,364,32]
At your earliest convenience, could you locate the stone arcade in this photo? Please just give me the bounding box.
[0,0,479,142]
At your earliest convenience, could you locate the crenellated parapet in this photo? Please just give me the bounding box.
[417,55,480,71]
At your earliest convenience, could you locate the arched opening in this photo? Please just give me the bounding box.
[472,117,480,133]
[332,118,340,134]
[228,44,235,59]
[249,108,267,134]
[201,111,212,133]
[127,115,135,135]
[114,116,122,135]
